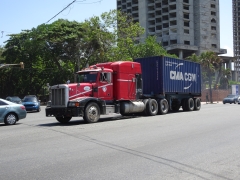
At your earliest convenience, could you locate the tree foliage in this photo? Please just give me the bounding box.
[187,51,223,103]
[0,10,175,98]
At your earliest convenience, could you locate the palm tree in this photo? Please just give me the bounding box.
[219,68,231,89]
[199,51,222,103]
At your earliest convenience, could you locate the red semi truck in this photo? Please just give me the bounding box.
[46,56,202,123]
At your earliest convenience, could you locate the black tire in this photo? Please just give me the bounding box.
[4,113,17,125]
[37,106,41,112]
[55,116,72,123]
[186,98,194,111]
[194,98,201,110]
[158,99,169,115]
[145,99,158,116]
[84,102,100,123]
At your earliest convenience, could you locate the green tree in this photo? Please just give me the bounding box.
[199,51,222,103]
[133,36,177,58]
[219,68,231,89]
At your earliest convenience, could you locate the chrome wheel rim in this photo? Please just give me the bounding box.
[87,106,98,121]
[7,114,16,124]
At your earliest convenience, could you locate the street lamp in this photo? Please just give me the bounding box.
[0,62,24,69]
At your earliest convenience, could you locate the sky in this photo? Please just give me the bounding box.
[0,0,233,56]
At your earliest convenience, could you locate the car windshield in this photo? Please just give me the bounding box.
[77,72,98,83]
[12,97,21,101]
[227,95,238,98]
[23,97,37,102]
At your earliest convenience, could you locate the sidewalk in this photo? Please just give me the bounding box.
[201,101,222,104]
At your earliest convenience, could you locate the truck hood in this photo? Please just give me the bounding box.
[68,83,93,100]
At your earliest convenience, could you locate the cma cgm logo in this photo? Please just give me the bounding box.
[166,61,197,90]
[170,71,196,82]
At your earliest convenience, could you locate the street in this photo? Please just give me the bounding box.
[0,103,239,180]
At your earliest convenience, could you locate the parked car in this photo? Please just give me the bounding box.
[22,95,41,112]
[223,94,240,104]
[6,96,22,104]
[0,98,27,125]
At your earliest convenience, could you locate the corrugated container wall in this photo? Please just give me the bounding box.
[134,56,201,95]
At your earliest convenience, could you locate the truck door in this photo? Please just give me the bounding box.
[98,72,113,100]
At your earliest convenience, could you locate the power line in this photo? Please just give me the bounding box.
[46,0,77,24]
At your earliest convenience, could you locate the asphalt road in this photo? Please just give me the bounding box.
[0,103,240,180]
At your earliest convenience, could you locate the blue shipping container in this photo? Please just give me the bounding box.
[134,56,201,95]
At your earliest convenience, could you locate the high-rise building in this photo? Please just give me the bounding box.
[233,0,240,80]
[117,0,226,59]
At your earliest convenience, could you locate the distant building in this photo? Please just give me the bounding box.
[233,0,240,81]
[117,0,226,59]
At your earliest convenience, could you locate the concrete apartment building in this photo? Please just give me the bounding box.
[233,0,240,81]
[117,0,226,59]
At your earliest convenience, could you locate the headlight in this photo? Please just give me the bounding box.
[68,102,80,107]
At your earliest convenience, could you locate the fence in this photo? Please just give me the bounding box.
[201,89,231,102]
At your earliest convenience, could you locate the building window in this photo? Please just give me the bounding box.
[211,18,216,23]
[183,5,189,11]
[211,11,216,16]
[184,21,190,27]
[170,40,177,44]
[212,44,217,48]
[211,33,217,38]
[163,41,169,46]
[184,41,190,45]
[211,26,216,30]
[211,4,216,8]
[184,29,190,34]
[183,13,189,19]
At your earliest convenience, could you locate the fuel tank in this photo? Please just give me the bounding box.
[120,101,145,114]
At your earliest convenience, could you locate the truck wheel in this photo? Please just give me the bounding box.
[194,98,201,110]
[145,99,158,116]
[55,116,72,123]
[186,98,194,111]
[84,102,100,123]
[158,99,169,115]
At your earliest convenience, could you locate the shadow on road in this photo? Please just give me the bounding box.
[37,115,140,127]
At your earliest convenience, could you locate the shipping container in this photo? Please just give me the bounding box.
[134,56,201,96]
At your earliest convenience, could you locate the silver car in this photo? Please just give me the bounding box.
[0,98,27,125]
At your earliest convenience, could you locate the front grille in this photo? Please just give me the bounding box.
[51,88,66,107]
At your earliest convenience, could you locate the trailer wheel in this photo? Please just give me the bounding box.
[185,98,194,111]
[194,98,201,110]
[145,99,158,116]
[55,116,72,123]
[84,102,100,123]
[158,99,169,115]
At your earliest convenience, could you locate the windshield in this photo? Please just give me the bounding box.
[23,97,37,102]
[12,97,21,101]
[227,95,238,98]
[77,72,98,83]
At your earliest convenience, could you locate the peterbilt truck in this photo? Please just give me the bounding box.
[45,56,201,123]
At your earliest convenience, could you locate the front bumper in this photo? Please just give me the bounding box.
[45,106,83,117]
